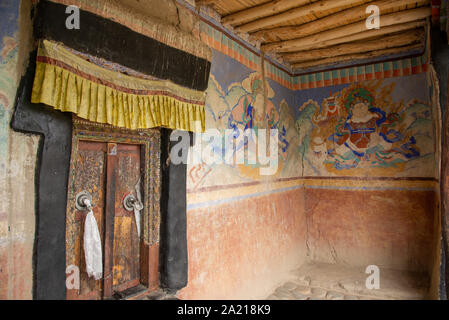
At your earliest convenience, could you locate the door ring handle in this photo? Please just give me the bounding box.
[75,191,93,211]
[124,193,143,212]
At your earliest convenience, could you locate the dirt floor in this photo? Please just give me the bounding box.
[266,262,431,300]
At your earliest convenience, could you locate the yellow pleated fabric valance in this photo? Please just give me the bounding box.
[31,40,205,132]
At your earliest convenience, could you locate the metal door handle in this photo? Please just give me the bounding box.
[123,193,143,211]
[75,191,93,211]
[124,179,144,238]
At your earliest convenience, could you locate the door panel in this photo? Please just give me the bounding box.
[71,141,107,300]
[112,144,141,292]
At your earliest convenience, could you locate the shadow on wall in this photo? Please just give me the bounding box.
[432,28,449,300]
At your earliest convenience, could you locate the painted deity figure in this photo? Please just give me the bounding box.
[332,101,383,156]
[327,87,419,169]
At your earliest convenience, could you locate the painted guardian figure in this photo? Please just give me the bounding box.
[328,87,420,170]
[298,83,427,175]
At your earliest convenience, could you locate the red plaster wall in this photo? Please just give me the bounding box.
[305,188,438,274]
[0,246,6,299]
[178,188,307,300]
[0,240,34,299]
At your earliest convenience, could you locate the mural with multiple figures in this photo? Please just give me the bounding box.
[188,50,436,190]
[194,50,300,188]
[297,78,436,177]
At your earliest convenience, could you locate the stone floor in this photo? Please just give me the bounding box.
[113,285,178,300]
[266,262,431,300]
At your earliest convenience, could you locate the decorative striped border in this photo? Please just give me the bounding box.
[292,56,429,90]
[198,20,295,90]
[198,20,261,72]
[189,0,431,91]
[186,177,438,210]
[199,19,430,91]
[187,176,438,194]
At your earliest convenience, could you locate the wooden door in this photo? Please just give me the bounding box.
[67,141,143,299]
[68,141,107,300]
[109,143,142,295]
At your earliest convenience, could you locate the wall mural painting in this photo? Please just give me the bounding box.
[0,5,20,162]
[196,70,300,188]
[297,80,435,177]
[188,51,435,190]
[0,0,20,120]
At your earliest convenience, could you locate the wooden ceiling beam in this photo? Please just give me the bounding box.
[289,20,426,52]
[196,0,218,6]
[291,43,424,70]
[221,0,313,26]
[236,0,371,33]
[252,0,429,42]
[283,28,425,63]
[262,7,431,53]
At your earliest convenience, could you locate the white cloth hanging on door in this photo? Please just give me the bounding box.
[134,178,143,238]
[83,202,103,280]
[134,207,141,238]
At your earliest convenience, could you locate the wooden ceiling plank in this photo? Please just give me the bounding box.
[253,0,429,42]
[283,28,425,63]
[197,0,272,16]
[236,0,372,33]
[291,43,423,70]
[262,6,431,53]
[221,0,313,26]
[291,20,426,51]
[275,0,369,28]
[196,0,217,6]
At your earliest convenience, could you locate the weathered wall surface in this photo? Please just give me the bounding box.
[179,25,308,299]
[119,0,199,36]
[295,73,440,281]
[179,11,441,299]
[181,188,306,299]
[305,188,437,271]
[0,0,38,299]
[0,0,441,300]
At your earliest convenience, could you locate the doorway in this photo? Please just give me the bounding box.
[65,119,161,300]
